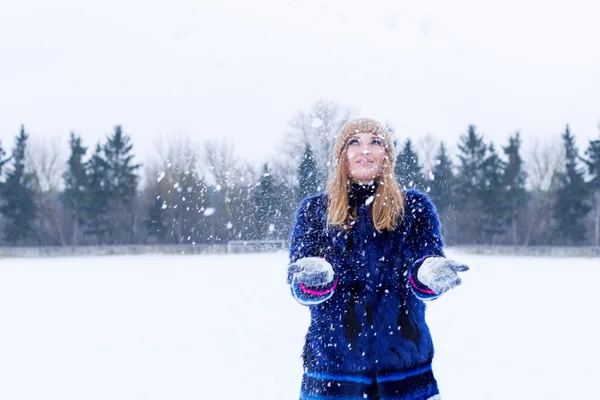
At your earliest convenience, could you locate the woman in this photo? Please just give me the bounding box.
[287,118,469,400]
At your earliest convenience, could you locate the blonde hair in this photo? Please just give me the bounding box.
[326,132,405,232]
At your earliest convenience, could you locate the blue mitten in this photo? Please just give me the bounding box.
[417,257,469,295]
[288,257,335,287]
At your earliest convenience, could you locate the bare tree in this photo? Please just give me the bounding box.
[144,133,209,243]
[26,136,68,246]
[415,132,439,176]
[522,137,565,245]
[202,139,257,242]
[275,99,354,188]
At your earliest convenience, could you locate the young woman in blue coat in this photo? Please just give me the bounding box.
[287,118,469,400]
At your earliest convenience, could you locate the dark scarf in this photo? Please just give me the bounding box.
[348,182,378,208]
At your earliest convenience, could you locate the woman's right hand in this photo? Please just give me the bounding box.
[288,257,335,286]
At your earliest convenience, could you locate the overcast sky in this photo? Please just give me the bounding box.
[1,0,599,169]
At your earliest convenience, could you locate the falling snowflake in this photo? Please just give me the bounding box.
[312,118,323,128]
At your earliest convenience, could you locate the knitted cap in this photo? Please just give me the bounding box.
[333,118,396,167]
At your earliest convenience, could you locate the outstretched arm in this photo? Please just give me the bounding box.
[403,190,468,301]
[288,196,338,306]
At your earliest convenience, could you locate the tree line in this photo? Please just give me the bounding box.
[2,100,599,247]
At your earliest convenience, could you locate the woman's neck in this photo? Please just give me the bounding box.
[348,181,378,207]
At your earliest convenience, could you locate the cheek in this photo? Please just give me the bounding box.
[345,149,354,175]
[373,148,386,168]
[346,147,359,161]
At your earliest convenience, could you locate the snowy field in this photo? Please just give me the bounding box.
[0,250,598,399]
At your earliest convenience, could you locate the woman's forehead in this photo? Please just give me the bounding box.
[348,132,385,140]
[349,132,380,137]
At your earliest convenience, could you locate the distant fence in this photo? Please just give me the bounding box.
[226,240,288,254]
[0,240,288,258]
[0,244,227,258]
[0,243,598,258]
[452,245,600,258]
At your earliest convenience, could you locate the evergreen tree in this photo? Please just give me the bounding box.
[502,132,528,245]
[83,144,110,243]
[104,126,140,203]
[481,143,507,242]
[395,138,425,190]
[455,125,488,243]
[552,125,591,244]
[103,126,141,243]
[0,140,10,177]
[146,165,211,244]
[298,144,320,202]
[0,126,37,245]
[61,133,88,245]
[582,136,600,245]
[428,142,455,215]
[146,195,169,241]
[252,164,278,240]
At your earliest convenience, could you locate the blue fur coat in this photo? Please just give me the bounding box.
[288,188,445,375]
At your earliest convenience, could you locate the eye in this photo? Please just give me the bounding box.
[371,138,383,146]
[348,138,360,146]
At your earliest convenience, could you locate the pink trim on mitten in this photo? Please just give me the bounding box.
[299,277,339,296]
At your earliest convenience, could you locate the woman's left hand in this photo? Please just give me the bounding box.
[417,257,469,295]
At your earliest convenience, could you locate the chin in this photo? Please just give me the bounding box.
[351,174,378,183]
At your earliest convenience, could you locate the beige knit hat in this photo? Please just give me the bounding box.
[333,118,396,167]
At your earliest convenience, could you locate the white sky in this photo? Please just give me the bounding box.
[1,0,599,168]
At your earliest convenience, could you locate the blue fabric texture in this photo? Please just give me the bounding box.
[288,189,445,399]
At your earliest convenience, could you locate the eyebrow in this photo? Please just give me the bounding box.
[349,134,376,140]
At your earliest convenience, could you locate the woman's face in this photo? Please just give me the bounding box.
[345,133,386,184]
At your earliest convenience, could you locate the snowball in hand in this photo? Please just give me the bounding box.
[289,257,335,287]
[417,257,469,295]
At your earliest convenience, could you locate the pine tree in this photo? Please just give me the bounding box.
[83,144,110,243]
[395,138,425,190]
[552,125,591,244]
[481,143,507,242]
[146,195,169,241]
[0,140,10,177]
[429,142,455,215]
[502,132,528,245]
[455,125,488,244]
[0,126,37,245]
[62,133,88,245]
[103,126,141,243]
[582,136,600,245]
[252,164,278,240]
[298,144,320,202]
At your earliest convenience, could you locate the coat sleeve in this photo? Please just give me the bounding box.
[403,190,446,301]
[287,195,338,306]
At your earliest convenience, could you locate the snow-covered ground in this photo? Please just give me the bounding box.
[0,250,598,399]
